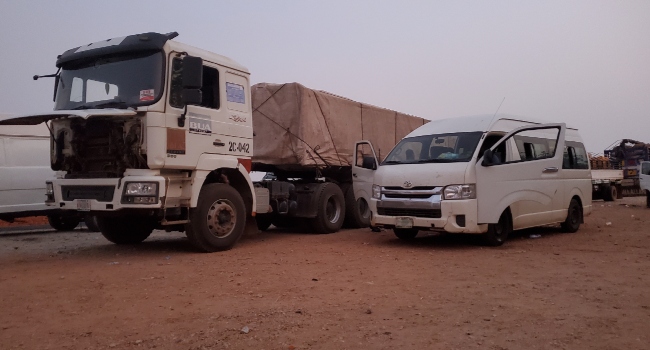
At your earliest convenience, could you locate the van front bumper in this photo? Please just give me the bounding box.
[46,173,166,212]
[370,197,488,234]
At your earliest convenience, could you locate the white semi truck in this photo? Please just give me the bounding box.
[0,32,425,251]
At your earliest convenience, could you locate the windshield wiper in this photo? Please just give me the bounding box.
[93,100,130,109]
[383,160,402,164]
[417,158,456,164]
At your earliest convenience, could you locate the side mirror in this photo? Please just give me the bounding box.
[182,56,203,105]
[362,155,377,170]
[481,149,494,166]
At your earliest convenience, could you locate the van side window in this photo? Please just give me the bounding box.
[563,142,589,169]
[642,162,650,175]
[511,127,560,162]
[169,58,221,110]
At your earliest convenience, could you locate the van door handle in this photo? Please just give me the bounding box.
[543,167,559,173]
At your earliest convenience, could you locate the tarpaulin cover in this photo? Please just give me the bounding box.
[252,82,427,168]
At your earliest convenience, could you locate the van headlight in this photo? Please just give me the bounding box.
[372,184,382,199]
[443,184,476,200]
[124,182,158,196]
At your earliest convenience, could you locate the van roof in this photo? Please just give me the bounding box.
[407,114,578,138]
[0,114,50,137]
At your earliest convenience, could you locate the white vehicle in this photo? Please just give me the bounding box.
[353,115,593,246]
[641,161,650,208]
[0,32,424,251]
[0,118,81,230]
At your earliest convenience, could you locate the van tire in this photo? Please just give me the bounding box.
[310,183,345,234]
[602,185,617,202]
[47,213,80,231]
[186,183,246,252]
[482,210,511,246]
[97,216,154,244]
[342,183,371,228]
[646,190,650,208]
[561,198,582,233]
[393,228,418,240]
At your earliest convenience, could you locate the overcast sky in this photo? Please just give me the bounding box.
[1,0,648,153]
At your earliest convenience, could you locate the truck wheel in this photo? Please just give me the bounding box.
[482,210,511,246]
[186,183,246,252]
[393,228,418,240]
[47,213,80,231]
[342,183,371,228]
[310,183,345,234]
[256,214,273,231]
[84,215,101,232]
[560,198,582,233]
[602,185,616,201]
[97,216,155,244]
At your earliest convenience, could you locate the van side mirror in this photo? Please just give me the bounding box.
[182,56,203,105]
[362,155,377,170]
[481,149,494,166]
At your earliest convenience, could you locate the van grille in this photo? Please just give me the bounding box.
[377,208,442,218]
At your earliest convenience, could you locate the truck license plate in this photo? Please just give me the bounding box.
[77,199,91,211]
[395,217,413,228]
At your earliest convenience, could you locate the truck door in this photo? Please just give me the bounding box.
[353,141,378,214]
[640,161,650,198]
[475,123,567,228]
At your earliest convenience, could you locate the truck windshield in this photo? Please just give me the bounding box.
[54,51,164,110]
[382,132,483,165]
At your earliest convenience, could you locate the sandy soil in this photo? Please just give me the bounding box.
[0,216,49,228]
[1,197,649,350]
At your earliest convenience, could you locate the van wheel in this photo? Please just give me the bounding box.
[561,198,582,233]
[256,214,273,231]
[602,185,617,201]
[342,183,371,228]
[186,183,246,252]
[646,190,649,208]
[482,210,511,246]
[47,214,80,231]
[97,216,155,244]
[310,183,345,234]
[393,228,418,240]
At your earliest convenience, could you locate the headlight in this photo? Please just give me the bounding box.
[124,182,158,196]
[372,184,382,199]
[46,182,54,195]
[443,184,476,200]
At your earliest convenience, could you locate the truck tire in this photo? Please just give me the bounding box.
[186,183,246,252]
[482,210,511,246]
[256,214,273,231]
[602,185,617,202]
[342,183,371,228]
[393,228,418,240]
[560,198,582,233]
[97,216,155,244]
[310,183,345,234]
[47,213,80,231]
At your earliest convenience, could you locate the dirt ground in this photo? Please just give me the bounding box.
[1,197,649,350]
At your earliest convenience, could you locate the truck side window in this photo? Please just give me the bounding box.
[169,58,220,110]
[642,162,650,175]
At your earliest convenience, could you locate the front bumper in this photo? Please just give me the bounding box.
[46,174,166,212]
[370,189,487,234]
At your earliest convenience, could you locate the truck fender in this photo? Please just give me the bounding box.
[190,154,256,215]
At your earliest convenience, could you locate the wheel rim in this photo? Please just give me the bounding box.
[325,195,342,224]
[206,199,237,238]
[357,198,370,219]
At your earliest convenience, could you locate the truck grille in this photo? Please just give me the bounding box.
[377,208,442,218]
[61,186,115,202]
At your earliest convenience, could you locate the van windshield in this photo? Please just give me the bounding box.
[54,51,164,110]
[382,132,483,165]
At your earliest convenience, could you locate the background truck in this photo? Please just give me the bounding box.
[0,32,425,252]
[641,161,650,208]
[590,139,649,201]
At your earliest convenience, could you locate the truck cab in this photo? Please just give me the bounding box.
[641,161,650,208]
[0,32,257,251]
[355,115,592,246]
